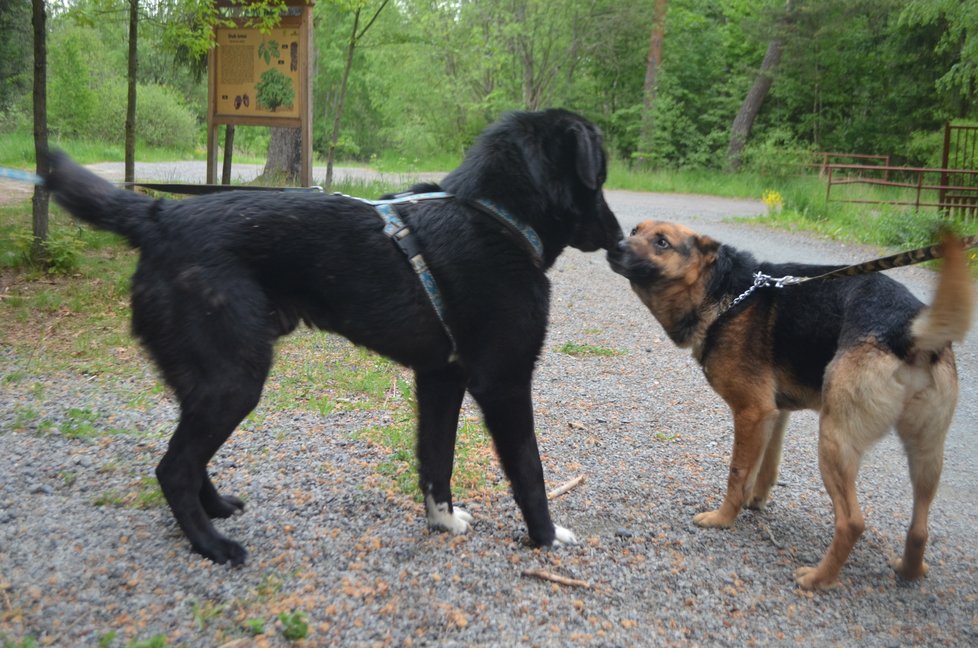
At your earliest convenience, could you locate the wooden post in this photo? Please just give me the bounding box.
[222,125,235,185]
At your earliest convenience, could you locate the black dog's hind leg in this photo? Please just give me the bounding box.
[469,377,577,547]
[156,374,267,565]
[415,365,471,532]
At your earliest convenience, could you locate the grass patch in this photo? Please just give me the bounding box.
[356,414,501,501]
[0,130,200,168]
[607,158,770,198]
[558,341,623,357]
[93,476,165,510]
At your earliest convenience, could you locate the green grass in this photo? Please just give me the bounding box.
[355,413,501,501]
[606,158,771,198]
[558,341,624,357]
[93,476,165,510]
[0,129,202,168]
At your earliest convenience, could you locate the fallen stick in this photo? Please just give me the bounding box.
[547,474,585,500]
[522,568,590,589]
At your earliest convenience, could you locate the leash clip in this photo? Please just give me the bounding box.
[771,274,803,288]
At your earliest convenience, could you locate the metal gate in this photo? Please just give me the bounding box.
[940,123,978,218]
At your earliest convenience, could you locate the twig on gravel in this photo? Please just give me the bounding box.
[521,568,590,589]
[760,522,783,549]
[547,474,585,500]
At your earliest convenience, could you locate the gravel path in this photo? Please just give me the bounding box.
[2,184,977,647]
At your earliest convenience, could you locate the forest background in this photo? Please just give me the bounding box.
[0,0,975,173]
[0,0,977,263]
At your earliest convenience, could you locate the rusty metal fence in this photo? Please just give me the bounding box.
[824,164,978,220]
[822,124,978,221]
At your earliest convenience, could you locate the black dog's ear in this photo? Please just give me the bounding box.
[571,123,604,191]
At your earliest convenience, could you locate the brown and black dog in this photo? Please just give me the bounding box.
[608,221,974,589]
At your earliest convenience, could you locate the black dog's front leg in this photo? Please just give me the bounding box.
[415,366,470,532]
[470,381,577,546]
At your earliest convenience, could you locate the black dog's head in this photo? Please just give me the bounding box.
[441,109,623,264]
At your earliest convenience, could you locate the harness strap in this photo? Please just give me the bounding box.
[352,190,546,358]
[365,194,459,357]
[471,198,545,268]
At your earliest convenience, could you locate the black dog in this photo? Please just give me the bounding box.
[43,109,623,565]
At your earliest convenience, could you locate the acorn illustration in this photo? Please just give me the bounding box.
[243,94,250,108]
[234,95,242,110]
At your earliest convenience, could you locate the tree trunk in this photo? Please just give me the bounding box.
[725,39,783,171]
[324,0,388,189]
[638,0,668,156]
[263,127,301,184]
[726,1,791,172]
[325,8,361,190]
[30,0,49,267]
[125,0,137,185]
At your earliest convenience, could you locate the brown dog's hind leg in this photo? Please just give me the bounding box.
[748,410,789,511]
[891,358,956,581]
[794,416,865,590]
[796,349,900,589]
[694,406,779,528]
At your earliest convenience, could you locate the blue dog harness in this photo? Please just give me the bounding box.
[353,191,544,359]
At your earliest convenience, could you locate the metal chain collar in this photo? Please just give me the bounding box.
[727,272,805,311]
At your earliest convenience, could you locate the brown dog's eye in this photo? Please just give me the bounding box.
[630,226,638,236]
[655,236,670,249]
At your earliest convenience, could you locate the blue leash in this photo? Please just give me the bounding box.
[0,167,43,185]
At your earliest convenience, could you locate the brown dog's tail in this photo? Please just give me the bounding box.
[42,149,156,248]
[911,231,975,352]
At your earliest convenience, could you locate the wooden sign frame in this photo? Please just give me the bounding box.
[206,0,315,186]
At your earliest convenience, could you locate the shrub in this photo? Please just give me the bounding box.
[85,81,197,152]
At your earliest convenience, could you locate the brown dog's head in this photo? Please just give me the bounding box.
[607,220,720,347]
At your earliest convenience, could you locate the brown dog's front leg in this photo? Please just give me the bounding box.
[694,407,778,528]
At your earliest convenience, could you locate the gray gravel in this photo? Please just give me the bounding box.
[2,186,977,647]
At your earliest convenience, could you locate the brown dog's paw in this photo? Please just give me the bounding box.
[693,510,735,528]
[794,566,839,590]
[891,557,929,581]
[746,495,768,511]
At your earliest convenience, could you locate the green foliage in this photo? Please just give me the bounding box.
[48,25,101,139]
[1,636,38,648]
[6,227,87,274]
[900,0,978,107]
[740,128,815,178]
[244,618,267,636]
[558,342,623,358]
[191,600,226,631]
[0,0,32,112]
[125,636,168,648]
[277,610,309,641]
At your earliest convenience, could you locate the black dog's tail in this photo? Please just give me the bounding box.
[42,150,156,248]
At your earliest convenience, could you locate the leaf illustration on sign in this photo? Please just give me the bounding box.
[258,40,280,65]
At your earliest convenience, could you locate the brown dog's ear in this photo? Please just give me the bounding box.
[697,235,720,264]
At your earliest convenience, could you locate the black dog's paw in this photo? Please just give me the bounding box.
[202,493,246,519]
[194,536,248,566]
